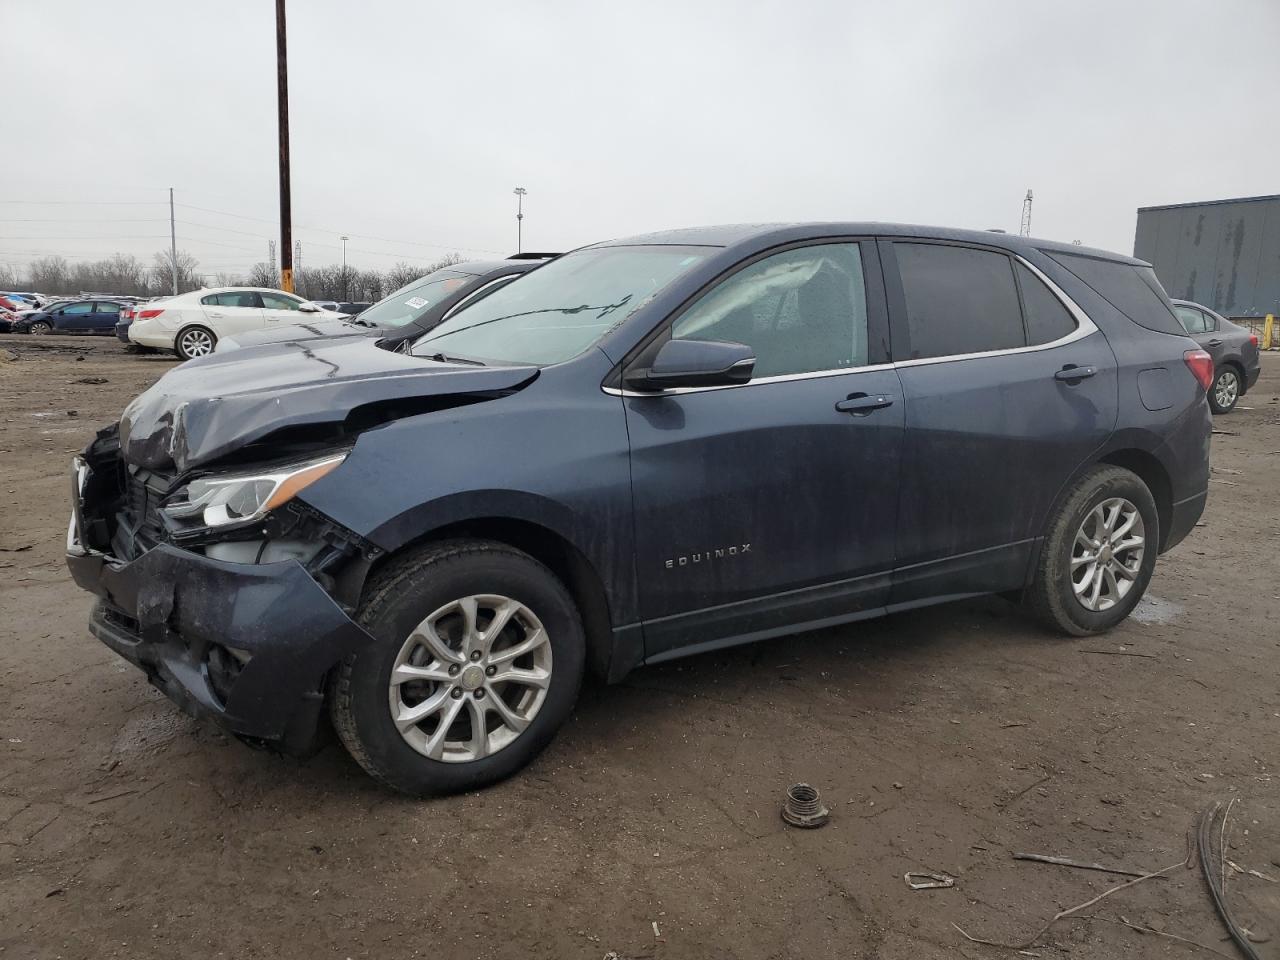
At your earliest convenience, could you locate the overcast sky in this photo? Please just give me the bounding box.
[3,0,1277,279]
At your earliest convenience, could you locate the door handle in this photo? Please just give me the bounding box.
[1054,364,1097,382]
[835,393,894,414]
[207,311,224,318]
[1207,338,1223,346]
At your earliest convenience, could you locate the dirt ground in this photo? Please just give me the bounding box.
[1,334,1277,960]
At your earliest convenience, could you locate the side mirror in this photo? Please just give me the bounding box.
[625,338,755,391]
[298,303,321,313]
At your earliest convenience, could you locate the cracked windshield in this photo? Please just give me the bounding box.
[412,246,709,364]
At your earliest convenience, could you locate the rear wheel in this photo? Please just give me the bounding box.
[29,320,52,335]
[330,539,585,796]
[1026,465,1158,635]
[1209,366,1240,414]
[175,325,216,360]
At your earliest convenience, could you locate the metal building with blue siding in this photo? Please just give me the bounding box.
[1134,194,1280,319]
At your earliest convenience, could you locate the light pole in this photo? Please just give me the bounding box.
[513,187,527,254]
[340,235,349,300]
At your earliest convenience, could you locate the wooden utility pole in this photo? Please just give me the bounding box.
[276,0,294,292]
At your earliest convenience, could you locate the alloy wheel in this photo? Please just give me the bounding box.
[179,328,214,357]
[388,594,552,763]
[30,322,51,335]
[1213,369,1239,410]
[1070,497,1145,612]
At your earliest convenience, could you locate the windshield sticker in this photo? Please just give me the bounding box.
[405,297,429,309]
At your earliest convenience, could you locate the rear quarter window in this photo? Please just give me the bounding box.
[1047,251,1185,336]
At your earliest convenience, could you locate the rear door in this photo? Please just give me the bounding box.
[201,291,265,335]
[624,240,904,658]
[881,239,1117,604]
[1173,303,1221,362]
[90,301,121,333]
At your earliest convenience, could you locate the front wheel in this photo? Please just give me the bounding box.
[1209,366,1240,414]
[174,325,216,360]
[330,539,585,796]
[1025,465,1158,635]
[29,320,52,335]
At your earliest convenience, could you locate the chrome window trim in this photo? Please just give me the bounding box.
[603,252,1097,398]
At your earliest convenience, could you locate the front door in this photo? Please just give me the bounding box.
[624,240,904,659]
[259,291,306,324]
[58,302,94,330]
[880,239,1118,604]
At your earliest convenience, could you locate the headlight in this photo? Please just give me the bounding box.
[163,451,347,529]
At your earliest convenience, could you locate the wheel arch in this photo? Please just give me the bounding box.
[1221,358,1248,395]
[362,516,624,683]
[1023,444,1175,594]
[175,323,217,357]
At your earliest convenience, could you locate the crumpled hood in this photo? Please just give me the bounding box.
[119,337,538,472]
[220,318,374,351]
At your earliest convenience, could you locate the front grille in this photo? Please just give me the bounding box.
[113,467,173,559]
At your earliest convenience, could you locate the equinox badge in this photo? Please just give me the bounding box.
[665,544,752,569]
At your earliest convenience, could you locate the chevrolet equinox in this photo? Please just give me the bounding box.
[66,224,1213,795]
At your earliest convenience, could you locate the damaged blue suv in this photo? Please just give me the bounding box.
[66,224,1213,795]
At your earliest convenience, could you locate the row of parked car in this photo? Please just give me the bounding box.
[65,220,1255,796]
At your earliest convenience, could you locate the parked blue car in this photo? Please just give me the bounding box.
[15,299,126,335]
[68,222,1212,795]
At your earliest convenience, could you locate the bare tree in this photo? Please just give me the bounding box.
[149,250,201,295]
[28,256,71,294]
[246,262,280,289]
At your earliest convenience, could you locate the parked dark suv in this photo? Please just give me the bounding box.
[66,223,1212,795]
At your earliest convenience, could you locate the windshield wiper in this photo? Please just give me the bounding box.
[426,352,485,366]
[345,317,376,328]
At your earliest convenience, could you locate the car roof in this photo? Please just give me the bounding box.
[451,258,548,277]
[591,222,1147,266]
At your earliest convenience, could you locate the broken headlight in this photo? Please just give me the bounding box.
[162,451,347,529]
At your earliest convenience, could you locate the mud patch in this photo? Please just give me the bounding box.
[1131,594,1184,625]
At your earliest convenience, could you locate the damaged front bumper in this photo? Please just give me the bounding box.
[66,453,376,754]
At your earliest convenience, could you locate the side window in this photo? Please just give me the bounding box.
[895,243,1024,359]
[217,291,262,308]
[260,292,301,310]
[1014,263,1076,345]
[94,302,120,316]
[63,302,93,315]
[201,294,219,306]
[671,243,868,378]
[1047,252,1184,336]
[1174,305,1209,334]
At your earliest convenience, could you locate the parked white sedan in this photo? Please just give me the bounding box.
[128,287,343,359]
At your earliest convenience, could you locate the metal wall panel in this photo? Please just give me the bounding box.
[1134,195,1280,318]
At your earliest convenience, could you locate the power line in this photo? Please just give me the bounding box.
[0,199,167,205]
[173,201,502,254]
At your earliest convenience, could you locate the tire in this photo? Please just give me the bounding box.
[330,539,585,796]
[174,325,217,360]
[29,320,52,335]
[1025,465,1159,636]
[1208,366,1240,415]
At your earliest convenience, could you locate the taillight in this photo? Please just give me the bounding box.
[1249,333,1259,348]
[137,309,164,320]
[1184,349,1214,391]
[122,308,134,320]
